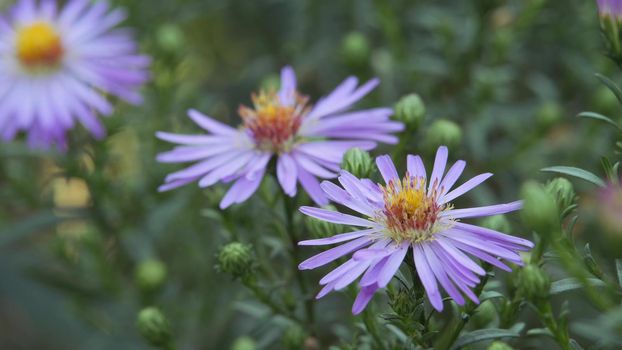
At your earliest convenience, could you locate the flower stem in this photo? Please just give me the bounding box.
[282,193,315,327]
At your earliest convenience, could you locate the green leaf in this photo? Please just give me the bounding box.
[596,73,622,106]
[550,277,606,294]
[0,211,66,247]
[452,329,520,349]
[479,290,505,301]
[615,259,622,286]
[577,112,622,131]
[541,166,606,187]
[526,328,554,338]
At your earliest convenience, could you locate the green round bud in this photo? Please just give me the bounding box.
[231,337,256,350]
[471,300,497,328]
[135,259,167,292]
[217,242,253,278]
[516,263,551,302]
[282,324,306,350]
[305,205,342,239]
[424,119,462,150]
[394,93,426,129]
[536,102,563,128]
[545,177,575,216]
[341,32,370,66]
[136,307,171,347]
[156,24,185,52]
[487,341,514,350]
[520,181,560,235]
[481,215,511,233]
[342,148,374,178]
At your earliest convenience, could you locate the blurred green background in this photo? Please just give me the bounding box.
[1,0,621,349]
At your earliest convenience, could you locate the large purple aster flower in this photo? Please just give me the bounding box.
[156,66,403,209]
[298,146,533,314]
[0,0,150,149]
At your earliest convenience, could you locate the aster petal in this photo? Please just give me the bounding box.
[155,132,230,145]
[376,155,399,184]
[198,152,255,187]
[298,236,373,270]
[277,153,298,196]
[352,284,379,315]
[334,261,372,290]
[320,181,375,216]
[299,206,377,227]
[359,256,390,287]
[439,229,523,263]
[156,144,234,163]
[448,240,512,272]
[413,244,444,311]
[443,200,523,219]
[296,165,329,206]
[377,243,409,287]
[157,176,201,192]
[429,146,448,192]
[319,259,360,285]
[292,152,337,179]
[439,160,466,195]
[441,173,493,204]
[316,281,337,299]
[434,238,486,276]
[278,65,296,106]
[429,242,480,303]
[407,155,426,180]
[187,109,236,135]
[219,168,265,209]
[421,243,465,305]
[454,222,534,249]
[298,228,379,246]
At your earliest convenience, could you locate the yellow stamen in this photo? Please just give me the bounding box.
[16,22,64,69]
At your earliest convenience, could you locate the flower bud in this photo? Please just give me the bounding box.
[156,24,185,53]
[516,263,551,302]
[282,324,306,350]
[471,300,497,328]
[520,181,560,235]
[231,337,256,350]
[217,242,253,278]
[341,32,370,67]
[535,102,562,129]
[597,0,622,62]
[480,215,511,233]
[487,341,514,350]
[544,177,576,216]
[394,93,426,129]
[424,119,462,151]
[135,258,167,292]
[342,148,374,178]
[136,307,172,347]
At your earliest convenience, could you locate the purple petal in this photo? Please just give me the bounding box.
[429,146,448,192]
[298,228,378,246]
[352,284,379,315]
[298,236,373,270]
[187,109,236,135]
[442,173,493,204]
[376,155,399,184]
[407,154,426,180]
[439,160,466,195]
[413,244,444,311]
[299,206,377,227]
[278,65,297,106]
[377,243,409,287]
[277,153,298,196]
[442,201,523,219]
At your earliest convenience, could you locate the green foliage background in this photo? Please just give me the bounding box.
[1,0,621,349]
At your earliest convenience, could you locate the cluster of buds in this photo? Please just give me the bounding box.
[597,0,622,65]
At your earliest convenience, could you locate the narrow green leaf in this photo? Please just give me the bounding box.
[577,112,622,131]
[479,290,505,301]
[526,328,554,338]
[541,166,606,187]
[596,73,622,105]
[615,259,622,286]
[452,329,520,349]
[550,277,606,294]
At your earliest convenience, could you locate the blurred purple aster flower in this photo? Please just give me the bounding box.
[597,0,622,18]
[0,0,150,149]
[156,66,403,209]
[298,146,533,314]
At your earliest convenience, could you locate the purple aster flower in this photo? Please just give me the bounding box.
[0,0,150,149]
[298,146,534,314]
[156,66,403,209]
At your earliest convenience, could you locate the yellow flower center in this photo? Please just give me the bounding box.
[379,175,451,243]
[238,90,310,153]
[16,22,64,69]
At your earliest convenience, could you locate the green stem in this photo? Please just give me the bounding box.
[283,193,315,327]
[536,301,571,350]
[434,268,491,350]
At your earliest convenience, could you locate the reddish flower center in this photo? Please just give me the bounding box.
[16,22,64,70]
[379,175,450,243]
[238,90,310,152]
